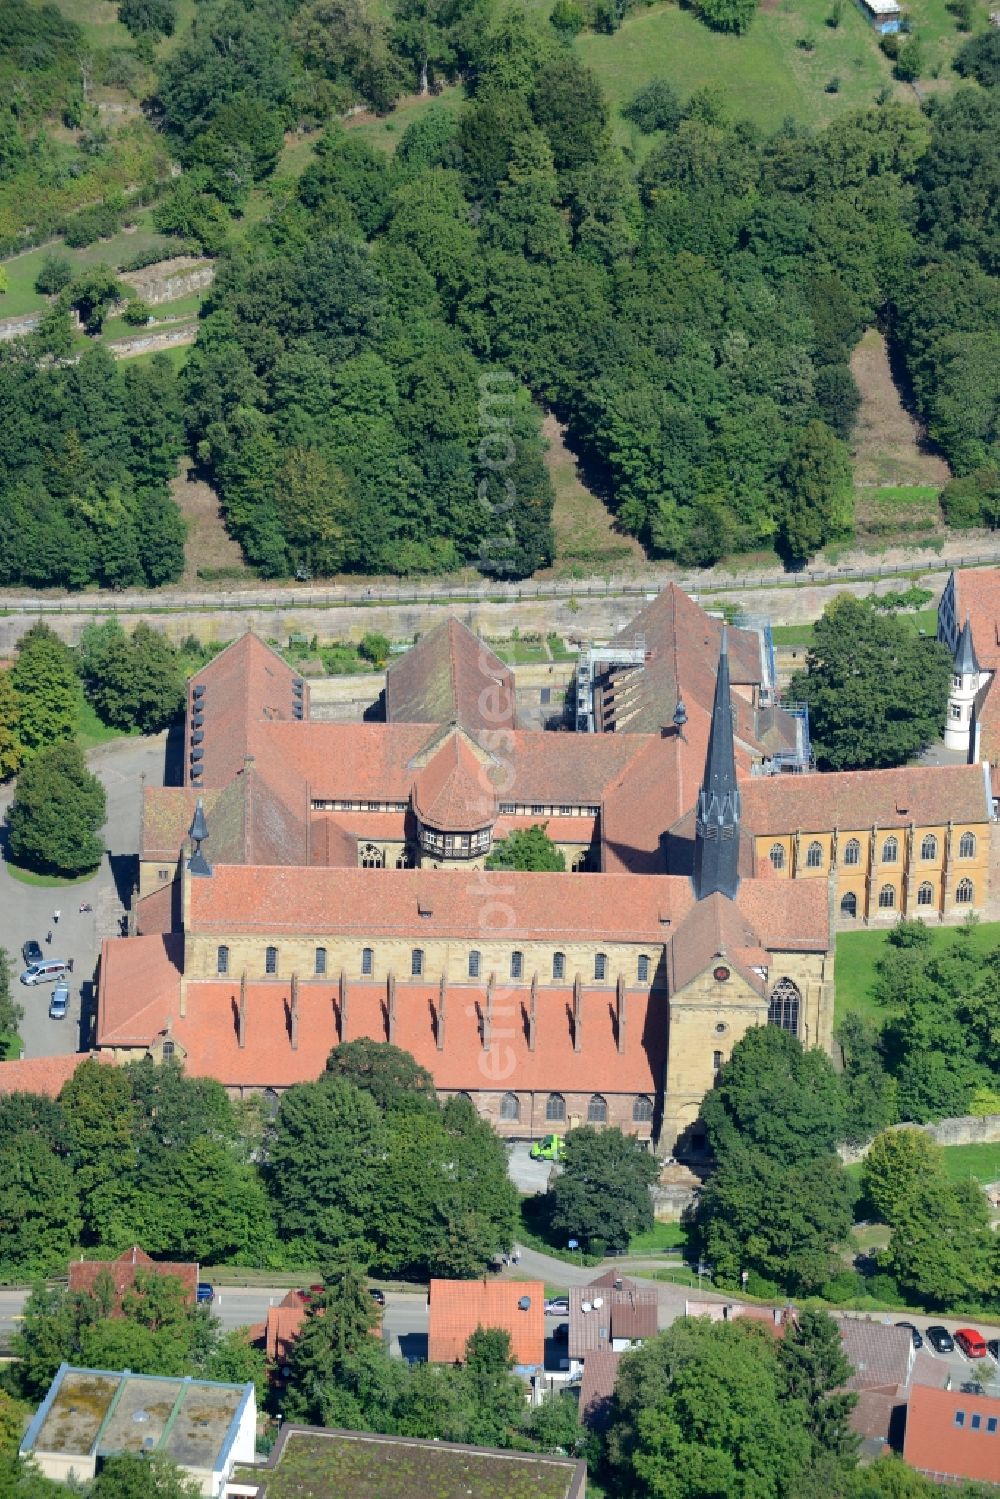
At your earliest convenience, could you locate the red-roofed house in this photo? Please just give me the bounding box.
[428,1279,544,1368]
[67,1246,198,1307]
[904,1385,1000,1487]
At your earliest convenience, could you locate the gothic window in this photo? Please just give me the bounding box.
[768,978,801,1035]
[553,951,565,981]
[315,947,327,976]
[840,892,857,919]
[510,951,523,980]
[878,884,896,909]
[633,1095,653,1123]
[881,836,899,864]
[265,946,278,975]
[959,831,977,858]
[587,1094,608,1123]
[411,948,424,977]
[395,848,414,869]
[360,843,384,869]
[921,834,938,861]
[361,947,374,976]
[217,945,229,976]
[162,1040,175,1061]
[713,1050,723,1072]
[843,839,861,867]
[769,843,785,871]
[469,950,481,979]
[500,1092,520,1121]
[637,954,650,984]
[806,841,823,869]
[594,952,608,981]
[546,1093,566,1122]
[956,877,975,905]
[917,882,934,906]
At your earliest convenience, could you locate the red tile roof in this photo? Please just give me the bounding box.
[187,633,305,789]
[836,1318,913,1393]
[667,893,769,997]
[428,1279,544,1366]
[412,733,497,832]
[742,764,990,835]
[97,934,184,1046]
[266,1303,305,1363]
[904,1385,1000,1486]
[579,1350,621,1430]
[955,569,1000,671]
[385,617,515,737]
[0,1052,110,1099]
[67,1246,198,1305]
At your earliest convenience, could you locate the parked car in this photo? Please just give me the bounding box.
[530,1134,565,1162]
[896,1322,924,1350]
[22,940,42,966]
[20,959,67,986]
[545,1297,570,1316]
[956,1328,988,1359]
[926,1326,955,1354]
[987,1340,999,1362]
[299,1284,325,1305]
[196,1283,214,1304]
[369,1288,386,1307]
[48,982,70,1020]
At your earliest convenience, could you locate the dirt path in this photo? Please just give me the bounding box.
[170,461,249,584]
[850,329,951,488]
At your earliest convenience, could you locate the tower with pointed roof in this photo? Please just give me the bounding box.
[692,630,741,901]
[944,615,984,757]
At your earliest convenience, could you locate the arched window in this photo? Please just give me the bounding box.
[265,946,278,975]
[878,884,896,909]
[840,892,857,919]
[768,978,801,1034]
[500,1092,519,1121]
[217,945,229,975]
[959,831,977,859]
[587,1094,608,1123]
[411,948,424,977]
[362,946,373,976]
[921,834,938,861]
[360,843,384,869]
[468,950,481,979]
[843,839,861,867]
[956,877,975,905]
[769,843,785,871]
[594,952,607,981]
[637,954,650,984]
[552,952,565,981]
[633,1095,653,1123]
[917,882,934,906]
[510,951,523,980]
[546,1093,566,1122]
[162,1040,175,1061]
[806,841,823,869]
[395,848,414,869]
[314,947,327,976]
[881,836,898,864]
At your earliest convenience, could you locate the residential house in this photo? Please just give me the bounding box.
[427,1279,544,1369]
[904,1385,1000,1487]
[568,1273,658,1374]
[67,1245,198,1308]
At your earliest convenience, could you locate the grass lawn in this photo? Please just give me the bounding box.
[345,85,463,155]
[628,1220,688,1254]
[937,1142,1000,1186]
[121,342,192,370]
[5,861,96,888]
[30,0,132,50]
[1,211,179,320]
[76,688,138,753]
[771,623,816,647]
[835,920,1000,1028]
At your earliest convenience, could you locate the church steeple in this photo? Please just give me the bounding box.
[693,629,741,901]
[955,615,979,678]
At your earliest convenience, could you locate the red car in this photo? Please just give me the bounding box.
[955,1328,988,1359]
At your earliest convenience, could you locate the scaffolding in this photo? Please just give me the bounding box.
[575,636,647,732]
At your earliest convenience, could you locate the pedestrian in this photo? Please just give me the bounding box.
[45,930,52,945]
[67,958,74,974]
[53,909,60,924]
[512,1246,521,1265]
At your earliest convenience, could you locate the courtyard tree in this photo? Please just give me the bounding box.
[547,1125,659,1254]
[7,742,106,876]
[0,948,24,1058]
[10,624,78,755]
[780,420,853,563]
[778,1309,858,1468]
[0,671,24,780]
[789,596,951,771]
[89,1454,201,1498]
[486,823,566,872]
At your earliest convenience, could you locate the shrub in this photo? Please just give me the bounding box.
[117,239,191,272]
[955,28,1000,84]
[34,252,74,296]
[122,298,152,326]
[623,78,682,133]
[825,75,841,92]
[62,199,125,249]
[549,0,585,36]
[893,36,923,80]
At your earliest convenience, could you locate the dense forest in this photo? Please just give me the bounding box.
[0,0,997,581]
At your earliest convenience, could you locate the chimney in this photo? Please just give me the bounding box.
[437,975,447,1051]
[387,973,396,1044]
[238,971,247,1050]
[290,973,299,1051]
[616,973,626,1054]
[528,973,537,1052]
[573,974,582,1052]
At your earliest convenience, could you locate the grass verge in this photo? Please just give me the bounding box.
[4,862,97,888]
[834,920,1000,1029]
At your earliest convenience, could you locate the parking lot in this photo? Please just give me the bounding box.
[507,1141,558,1194]
[0,734,167,1059]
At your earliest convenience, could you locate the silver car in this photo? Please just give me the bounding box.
[48,981,70,1019]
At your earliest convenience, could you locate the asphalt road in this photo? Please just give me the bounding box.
[0,734,167,1058]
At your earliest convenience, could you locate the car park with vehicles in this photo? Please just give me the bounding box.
[530,1134,565,1161]
[21,959,68,985]
[22,940,42,967]
[48,982,70,1020]
[926,1326,956,1354]
[955,1328,988,1359]
[896,1322,923,1350]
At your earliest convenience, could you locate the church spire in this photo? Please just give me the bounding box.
[693,628,741,901]
[955,614,979,678]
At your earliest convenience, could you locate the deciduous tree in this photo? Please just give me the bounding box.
[485,823,566,871]
[7,742,106,876]
[548,1126,659,1253]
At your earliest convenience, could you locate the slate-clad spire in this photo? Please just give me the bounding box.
[187,797,212,878]
[693,629,741,901]
[955,614,979,678]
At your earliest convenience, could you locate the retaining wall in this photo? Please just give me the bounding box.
[838,1113,1000,1165]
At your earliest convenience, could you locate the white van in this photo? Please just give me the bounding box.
[20,959,68,986]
